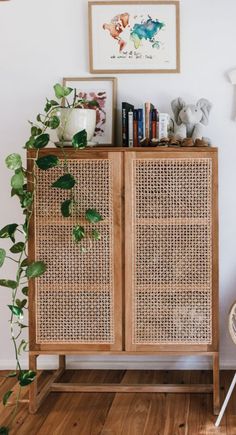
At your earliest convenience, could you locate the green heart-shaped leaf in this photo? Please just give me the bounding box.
[21,287,28,296]
[25,136,36,149]
[0,249,6,268]
[88,100,99,107]
[50,100,60,107]
[10,242,25,254]
[48,115,60,129]
[72,129,87,149]
[54,83,73,99]
[26,261,47,278]
[34,133,50,149]
[54,83,64,98]
[18,370,36,387]
[72,225,85,243]
[22,218,28,235]
[61,199,72,217]
[2,390,13,407]
[16,299,27,309]
[20,258,28,268]
[11,171,24,191]
[44,99,51,113]
[36,155,59,170]
[8,305,23,317]
[5,154,22,170]
[31,126,42,137]
[85,209,103,223]
[0,224,18,242]
[0,280,17,289]
[20,191,33,208]
[52,174,76,189]
[18,371,36,387]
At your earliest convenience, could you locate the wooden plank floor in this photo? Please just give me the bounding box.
[0,370,235,434]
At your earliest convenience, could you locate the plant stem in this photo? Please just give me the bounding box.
[73,88,77,107]
[7,149,39,429]
[8,385,21,430]
[6,256,19,263]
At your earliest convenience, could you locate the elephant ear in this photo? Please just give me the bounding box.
[197,98,212,125]
[171,98,186,125]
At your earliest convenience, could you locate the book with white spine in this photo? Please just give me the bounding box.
[128,110,134,147]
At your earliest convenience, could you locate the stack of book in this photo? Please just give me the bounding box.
[122,102,169,147]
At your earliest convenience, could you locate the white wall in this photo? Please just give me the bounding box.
[0,0,236,370]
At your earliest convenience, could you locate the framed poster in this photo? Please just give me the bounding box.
[88,1,180,74]
[63,77,117,146]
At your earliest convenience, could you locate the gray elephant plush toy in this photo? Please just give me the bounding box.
[171,98,212,143]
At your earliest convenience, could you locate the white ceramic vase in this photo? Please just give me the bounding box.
[56,108,96,143]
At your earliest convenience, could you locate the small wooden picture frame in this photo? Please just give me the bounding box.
[63,77,117,146]
[88,1,180,74]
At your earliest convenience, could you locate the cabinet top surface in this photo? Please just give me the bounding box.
[27,146,218,157]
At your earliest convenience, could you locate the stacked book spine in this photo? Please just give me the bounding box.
[122,102,169,147]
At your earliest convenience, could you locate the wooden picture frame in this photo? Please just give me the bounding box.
[63,77,117,146]
[88,1,180,74]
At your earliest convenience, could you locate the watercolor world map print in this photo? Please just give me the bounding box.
[103,13,165,52]
[90,2,179,73]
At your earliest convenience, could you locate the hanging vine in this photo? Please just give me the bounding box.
[0,83,102,434]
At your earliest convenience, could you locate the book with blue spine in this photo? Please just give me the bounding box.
[137,108,143,145]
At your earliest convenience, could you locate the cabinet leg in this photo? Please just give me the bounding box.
[213,353,220,415]
[59,355,66,371]
[29,354,38,414]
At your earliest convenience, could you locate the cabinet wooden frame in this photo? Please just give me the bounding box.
[27,147,219,415]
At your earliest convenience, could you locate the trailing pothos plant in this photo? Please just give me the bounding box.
[0,83,102,434]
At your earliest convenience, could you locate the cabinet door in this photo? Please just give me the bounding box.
[125,150,218,352]
[28,150,122,352]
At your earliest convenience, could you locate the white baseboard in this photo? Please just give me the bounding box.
[0,356,235,370]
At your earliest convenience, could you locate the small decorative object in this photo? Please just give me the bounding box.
[169,136,181,146]
[88,1,180,74]
[63,77,117,146]
[182,137,194,147]
[171,97,212,144]
[194,138,209,147]
[158,113,170,139]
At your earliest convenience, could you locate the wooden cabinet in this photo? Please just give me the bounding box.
[27,147,219,414]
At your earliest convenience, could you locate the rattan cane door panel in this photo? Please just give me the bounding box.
[28,150,122,351]
[125,151,218,352]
